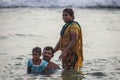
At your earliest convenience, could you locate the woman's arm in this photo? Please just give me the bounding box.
[53,40,60,53]
[59,32,77,60]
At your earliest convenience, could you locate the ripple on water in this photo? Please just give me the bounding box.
[115,68,120,70]
[0,35,9,40]
[89,72,107,77]
[16,57,23,60]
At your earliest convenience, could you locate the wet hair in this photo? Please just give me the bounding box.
[43,46,54,55]
[63,8,75,19]
[32,47,41,55]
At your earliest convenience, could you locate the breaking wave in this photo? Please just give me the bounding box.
[0,0,120,8]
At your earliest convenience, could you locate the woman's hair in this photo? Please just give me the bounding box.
[32,47,41,55]
[63,8,75,19]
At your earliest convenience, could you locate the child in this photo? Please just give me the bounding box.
[54,8,83,71]
[27,47,48,74]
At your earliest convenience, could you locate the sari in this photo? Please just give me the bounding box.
[59,21,83,70]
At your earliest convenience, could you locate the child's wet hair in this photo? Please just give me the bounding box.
[63,8,75,19]
[32,47,41,55]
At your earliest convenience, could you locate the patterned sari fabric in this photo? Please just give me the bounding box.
[62,52,78,70]
[59,21,83,71]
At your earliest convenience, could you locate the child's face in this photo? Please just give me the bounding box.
[32,51,40,60]
[62,12,73,23]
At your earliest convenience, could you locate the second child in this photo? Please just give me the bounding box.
[27,47,48,74]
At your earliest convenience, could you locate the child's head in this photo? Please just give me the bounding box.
[62,8,75,23]
[32,47,41,60]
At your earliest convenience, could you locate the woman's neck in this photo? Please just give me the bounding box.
[66,19,73,23]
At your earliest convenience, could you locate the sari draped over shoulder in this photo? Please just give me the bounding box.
[59,20,83,71]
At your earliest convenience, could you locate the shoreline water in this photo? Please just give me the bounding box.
[0,8,120,80]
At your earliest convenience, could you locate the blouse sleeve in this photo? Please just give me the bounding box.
[70,23,79,34]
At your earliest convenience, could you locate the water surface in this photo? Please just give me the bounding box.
[0,8,120,80]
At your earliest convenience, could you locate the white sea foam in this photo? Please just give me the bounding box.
[0,0,120,8]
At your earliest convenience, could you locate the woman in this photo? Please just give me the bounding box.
[54,8,83,71]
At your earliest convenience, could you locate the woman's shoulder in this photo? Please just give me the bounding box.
[69,22,80,30]
[72,21,80,27]
[69,21,80,29]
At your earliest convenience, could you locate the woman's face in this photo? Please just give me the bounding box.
[62,12,73,23]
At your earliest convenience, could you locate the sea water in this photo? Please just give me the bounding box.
[0,0,120,80]
[0,0,120,8]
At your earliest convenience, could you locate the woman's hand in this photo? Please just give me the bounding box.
[59,52,67,61]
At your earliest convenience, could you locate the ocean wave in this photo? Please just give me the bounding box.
[0,0,120,8]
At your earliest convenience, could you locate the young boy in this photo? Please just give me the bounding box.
[27,47,48,74]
